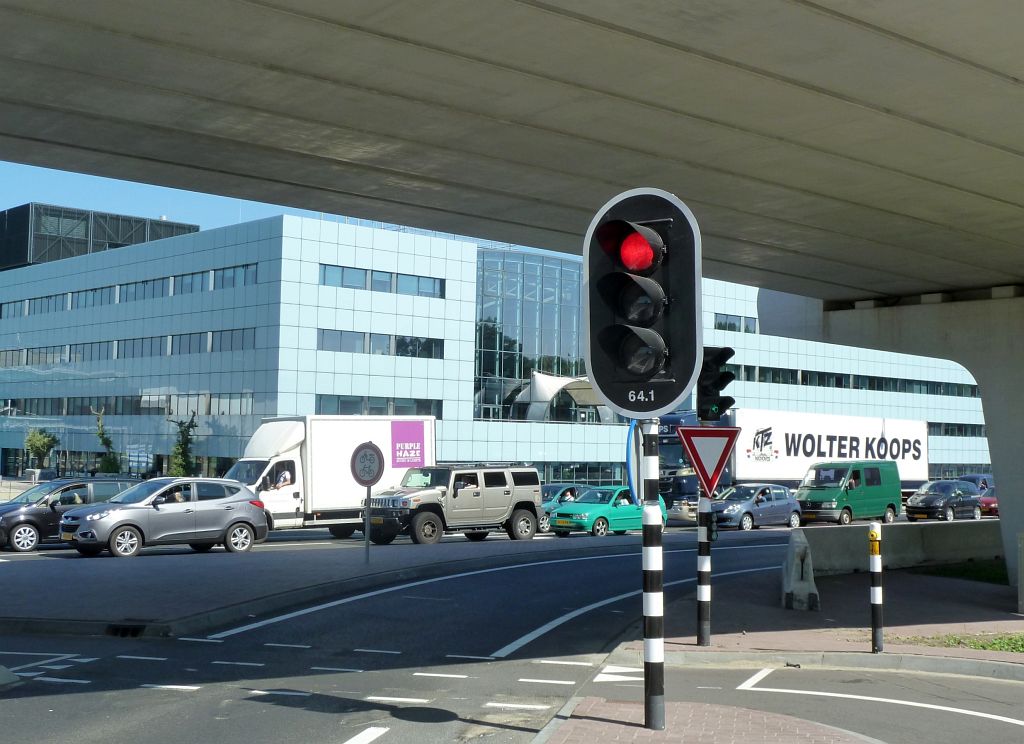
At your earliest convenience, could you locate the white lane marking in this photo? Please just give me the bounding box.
[311,666,363,673]
[208,545,786,640]
[413,672,469,679]
[484,702,550,710]
[354,648,401,655]
[70,657,99,663]
[251,689,312,697]
[737,668,775,690]
[342,728,390,744]
[742,673,1024,727]
[40,664,72,670]
[212,661,265,667]
[36,676,91,684]
[15,672,43,677]
[595,672,643,683]
[604,665,643,673]
[141,684,200,691]
[5,653,78,672]
[446,654,494,661]
[518,678,575,686]
[179,637,223,643]
[263,643,312,649]
[534,659,594,667]
[697,686,722,689]
[490,565,779,658]
[117,655,167,662]
[366,695,430,704]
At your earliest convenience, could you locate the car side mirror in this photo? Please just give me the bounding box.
[153,495,167,506]
[453,481,465,492]
[49,501,57,511]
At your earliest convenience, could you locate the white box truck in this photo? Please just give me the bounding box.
[225,415,436,537]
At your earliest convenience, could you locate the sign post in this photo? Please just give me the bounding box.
[677,426,741,646]
[351,441,384,565]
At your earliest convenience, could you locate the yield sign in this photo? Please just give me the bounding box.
[676,426,741,496]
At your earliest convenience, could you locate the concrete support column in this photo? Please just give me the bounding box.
[759,290,1024,592]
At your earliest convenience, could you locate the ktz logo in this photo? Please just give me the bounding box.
[746,426,778,462]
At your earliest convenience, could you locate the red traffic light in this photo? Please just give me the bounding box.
[620,231,655,271]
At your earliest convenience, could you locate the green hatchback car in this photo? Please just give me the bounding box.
[550,486,667,537]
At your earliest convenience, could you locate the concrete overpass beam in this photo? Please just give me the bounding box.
[759,290,1024,592]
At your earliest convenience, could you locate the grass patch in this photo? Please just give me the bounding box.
[909,558,1008,585]
[893,633,1024,653]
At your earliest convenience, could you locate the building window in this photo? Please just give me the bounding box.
[370,270,393,292]
[211,328,256,352]
[369,334,391,355]
[213,263,258,290]
[395,336,444,359]
[28,293,67,315]
[316,394,443,418]
[171,332,207,355]
[0,300,24,319]
[744,317,757,333]
[120,278,168,302]
[317,329,365,353]
[26,345,65,365]
[320,263,444,298]
[69,341,113,363]
[70,286,115,309]
[174,270,209,295]
[118,336,166,359]
[0,349,23,367]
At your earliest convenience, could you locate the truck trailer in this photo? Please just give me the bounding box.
[225,415,436,537]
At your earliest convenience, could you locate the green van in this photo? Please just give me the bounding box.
[795,460,902,526]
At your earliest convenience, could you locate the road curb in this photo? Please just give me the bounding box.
[531,696,583,744]
[608,646,1024,682]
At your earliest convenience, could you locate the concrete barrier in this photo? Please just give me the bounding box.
[797,521,1004,576]
[781,528,819,610]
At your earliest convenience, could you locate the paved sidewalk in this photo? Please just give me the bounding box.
[539,568,1024,742]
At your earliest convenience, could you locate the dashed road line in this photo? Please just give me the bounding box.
[251,689,312,697]
[36,676,90,684]
[342,728,389,744]
[117,655,167,661]
[263,643,312,649]
[354,648,401,655]
[141,684,200,691]
[40,664,73,670]
[180,637,223,644]
[70,657,99,663]
[311,666,363,673]
[534,659,594,667]
[413,672,469,679]
[14,672,43,677]
[366,695,430,704]
[446,654,494,661]
[212,661,265,667]
[518,678,575,686]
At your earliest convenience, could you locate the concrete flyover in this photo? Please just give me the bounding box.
[0,2,1023,593]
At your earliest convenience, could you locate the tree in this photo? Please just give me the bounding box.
[168,413,198,477]
[91,408,120,473]
[25,429,59,469]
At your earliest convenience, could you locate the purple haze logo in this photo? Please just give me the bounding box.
[392,420,425,467]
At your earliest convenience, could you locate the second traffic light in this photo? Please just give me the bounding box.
[697,346,736,421]
[583,188,702,419]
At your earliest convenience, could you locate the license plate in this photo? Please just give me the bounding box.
[555,519,572,526]
[802,514,815,520]
[61,531,74,541]
[370,517,384,525]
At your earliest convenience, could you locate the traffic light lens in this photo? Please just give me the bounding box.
[619,232,655,271]
[620,279,665,325]
[620,333,666,377]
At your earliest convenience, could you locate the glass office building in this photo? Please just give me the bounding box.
[0,208,988,481]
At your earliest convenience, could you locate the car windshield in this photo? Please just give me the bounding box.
[401,467,451,489]
[575,489,616,505]
[714,485,759,502]
[801,467,849,487]
[916,482,954,496]
[109,480,169,504]
[659,441,687,467]
[542,485,563,498]
[224,460,268,486]
[8,482,62,504]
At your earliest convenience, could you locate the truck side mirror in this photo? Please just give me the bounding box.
[453,480,465,493]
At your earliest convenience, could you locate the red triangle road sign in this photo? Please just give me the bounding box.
[676,426,742,496]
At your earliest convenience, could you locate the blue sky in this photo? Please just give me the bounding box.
[0,160,325,231]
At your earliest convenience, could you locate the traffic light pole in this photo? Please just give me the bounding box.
[640,418,665,731]
[696,480,712,646]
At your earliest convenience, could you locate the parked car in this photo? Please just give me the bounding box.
[550,486,666,537]
[905,480,982,521]
[979,486,999,517]
[0,477,139,552]
[539,483,583,533]
[711,483,802,531]
[60,477,268,557]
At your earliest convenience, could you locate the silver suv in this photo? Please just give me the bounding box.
[369,465,542,545]
[60,477,268,557]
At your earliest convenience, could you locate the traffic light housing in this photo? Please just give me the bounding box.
[583,188,702,419]
[697,346,736,421]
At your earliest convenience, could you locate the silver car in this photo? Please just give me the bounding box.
[60,477,269,557]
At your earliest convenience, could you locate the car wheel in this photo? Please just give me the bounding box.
[555,530,570,538]
[538,513,551,533]
[973,506,982,520]
[329,525,357,539]
[507,509,537,540]
[411,511,443,544]
[109,526,142,557]
[370,529,397,545]
[9,524,40,552]
[944,506,955,522]
[76,545,103,557]
[591,517,610,537]
[189,543,215,552]
[883,507,896,524]
[839,509,853,526]
[739,513,754,531]
[465,531,488,542]
[224,523,255,553]
[906,515,916,522]
[788,512,801,529]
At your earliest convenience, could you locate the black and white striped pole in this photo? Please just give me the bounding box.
[696,485,712,646]
[640,418,665,730]
[868,521,883,653]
